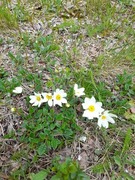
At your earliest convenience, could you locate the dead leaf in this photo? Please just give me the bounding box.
[79,151,89,169]
[0,173,9,179]
[130,107,135,114]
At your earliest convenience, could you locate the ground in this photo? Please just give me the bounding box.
[0,0,135,179]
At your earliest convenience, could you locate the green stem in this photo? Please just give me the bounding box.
[90,69,101,101]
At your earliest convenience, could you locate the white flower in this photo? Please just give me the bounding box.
[78,155,82,161]
[29,92,43,107]
[79,136,87,142]
[98,110,117,128]
[74,84,85,97]
[66,103,70,107]
[11,107,16,112]
[13,86,23,94]
[82,96,104,120]
[42,92,53,107]
[53,89,67,107]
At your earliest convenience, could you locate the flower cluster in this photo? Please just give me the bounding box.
[29,89,67,107]
[12,84,117,128]
[82,96,117,128]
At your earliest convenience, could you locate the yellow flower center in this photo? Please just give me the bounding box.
[46,94,52,100]
[11,107,16,112]
[88,105,95,112]
[101,115,106,120]
[36,96,41,101]
[56,94,61,100]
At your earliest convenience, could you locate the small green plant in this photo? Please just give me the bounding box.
[29,170,48,180]
[51,158,89,180]
[0,68,8,78]
[0,37,3,45]
[0,4,18,29]
[41,0,62,14]
[13,1,31,22]
[28,158,89,180]
[55,19,81,33]
[116,71,134,97]
[20,104,80,155]
[33,35,59,57]
[8,79,117,157]
[8,52,24,67]
[112,128,134,179]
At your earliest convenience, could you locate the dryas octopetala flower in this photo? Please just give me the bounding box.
[11,107,16,112]
[29,92,43,107]
[66,103,70,107]
[98,110,117,128]
[74,84,85,97]
[82,96,104,120]
[53,89,67,107]
[13,86,23,94]
[42,92,53,107]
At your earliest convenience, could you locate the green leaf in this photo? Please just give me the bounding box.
[121,128,132,156]
[92,162,109,174]
[51,175,61,180]
[29,170,48,180]
[0,80,5,91]
[37,144,46,155]
[121,172,134,180]
[35,124,43,132]
[126,159,135,166]
[68,163,77,173]
[51,138,60,150]
[114,155,121,167]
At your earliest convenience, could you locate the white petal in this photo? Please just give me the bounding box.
[55,89,60,93]
[32,101,39,106]
[84,97,91,104]
[30,99,35,103]
[83,110,94,119]
[48,100,53,107]
[96,102,102,107]
[13,87,23,94]
[54,100,62,107]
[109,113,117,118]
[82,102,89,109]
[42,93,48,102]
[80,87,85,92]
[74,84,78,90]
[95,104,104,114]
[29,96,36,103]
[102,121,109,128]
[90,96,96,103]
[61,98,67,104]
[29,95,35,99]
[108,117,115,124]
[92,111,100,118]
[60,90,67,97]
[38,102,42,107]
[97,119,102,128]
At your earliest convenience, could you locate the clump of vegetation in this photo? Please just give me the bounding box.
[0,0,134,179]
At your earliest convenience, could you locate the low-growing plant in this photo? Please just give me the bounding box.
[33,35,59,57]
[115,71,134,97]
[55,19,81,33]
[28,157,89,180]
[20,105,80,155]
[8,52,24,67]
[6,79,118,158]
[0,5,18,29]
[51,158,89,180]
